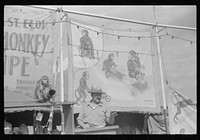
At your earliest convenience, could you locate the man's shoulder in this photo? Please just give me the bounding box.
[99,102,109,109]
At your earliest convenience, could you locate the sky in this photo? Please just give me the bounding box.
[31,5,197,101]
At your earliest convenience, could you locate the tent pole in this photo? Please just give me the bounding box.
[33,110,36,134]
[58,7,65,134]
[153,6,170,134]
[65,11,75,134]
[65,14,74,105]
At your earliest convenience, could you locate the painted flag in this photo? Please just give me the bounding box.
[168,87,196,134]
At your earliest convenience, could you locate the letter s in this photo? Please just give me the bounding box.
[7,17,13,27]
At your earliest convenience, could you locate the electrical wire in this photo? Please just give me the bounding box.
[159,29,196,103]
[4,19,164,39]
[13,5,196,32]
[4,21,196,44]
[4,6,196,43]
[69,16,152,33]
[69,43,154,56]
[69,20,166,39]
[166,33,196,44]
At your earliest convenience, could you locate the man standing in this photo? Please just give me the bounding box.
[77,85,117,129]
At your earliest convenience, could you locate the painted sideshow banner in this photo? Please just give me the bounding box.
[4,6,56,102]
[71,21,160,113]
[168,89,196,134]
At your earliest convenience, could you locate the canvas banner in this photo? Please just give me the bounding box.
[4,6,56,103]
[168,88,196,134]
[70,20,161,113]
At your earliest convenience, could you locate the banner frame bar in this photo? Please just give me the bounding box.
[24,5,196,31]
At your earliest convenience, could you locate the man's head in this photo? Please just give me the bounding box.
[88,85,104,104]
[91,93,102,104]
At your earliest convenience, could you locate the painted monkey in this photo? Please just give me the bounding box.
[127,50,145,80]
[34,76,52,102]
[79,30,95,59]
[102,53,117,78]
[75,71,90,105]
[172,92,196,123]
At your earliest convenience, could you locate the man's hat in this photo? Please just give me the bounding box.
[88,85,105,94]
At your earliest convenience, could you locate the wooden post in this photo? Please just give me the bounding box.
[63,104,74,134]
[57,8,65,134]
[153,6,170,134]
[58,9,75,134]
[33,110,36,134]
[65,14,74,102]
[65,12,75,134]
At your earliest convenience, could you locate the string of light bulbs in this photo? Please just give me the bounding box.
[69,20,167,39]
[166,33,196,44]
[4,19,163,39]
[4,17,196,44]
[4,33,195,55]
[4,6,196,48]
[68,43,154,56]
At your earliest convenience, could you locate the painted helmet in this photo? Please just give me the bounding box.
[82,71,89,77]
[81,29,89,35]
[129,50,137,57]
[108,53,114,58]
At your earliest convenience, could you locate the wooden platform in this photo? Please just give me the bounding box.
[74,125,119,134]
